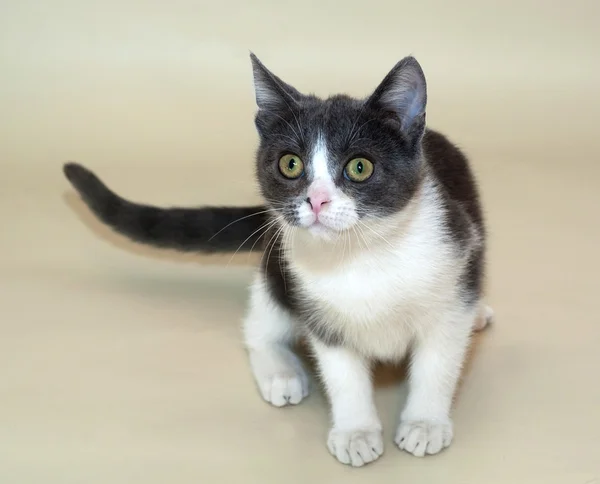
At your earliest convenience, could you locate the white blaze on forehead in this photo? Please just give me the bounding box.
[310,135,333,185]
[298,132,359,233]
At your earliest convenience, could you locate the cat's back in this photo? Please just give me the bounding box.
[422,129,484,234]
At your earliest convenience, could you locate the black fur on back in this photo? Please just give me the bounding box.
[63,163,269,252]
[423,131,486,305]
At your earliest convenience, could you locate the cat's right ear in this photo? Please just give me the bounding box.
[250,53,303,112]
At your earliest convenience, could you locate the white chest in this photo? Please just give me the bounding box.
[288,228,459,360]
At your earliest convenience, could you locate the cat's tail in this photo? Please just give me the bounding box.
[63,162,270,253]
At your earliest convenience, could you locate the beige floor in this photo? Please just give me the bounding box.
[1,1,600,483]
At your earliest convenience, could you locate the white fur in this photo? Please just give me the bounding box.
[311,338,384,466]
[242,137,490,466]
[296,135,359,236]
[310,135,331,181]
[290,179,460,360]
[475,304,494,331]
[243,273,309,407]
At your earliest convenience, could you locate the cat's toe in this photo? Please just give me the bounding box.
[474,304,494,331]
[260,372,308,407]
[249,348,310,407]
[395,419,453,457]
[327,427,384,467]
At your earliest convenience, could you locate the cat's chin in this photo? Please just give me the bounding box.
[305,222,338,242]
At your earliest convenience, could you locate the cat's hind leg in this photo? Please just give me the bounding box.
[473,303,494,331]
[243,273,309,407]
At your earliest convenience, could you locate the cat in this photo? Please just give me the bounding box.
[63,53,493,467]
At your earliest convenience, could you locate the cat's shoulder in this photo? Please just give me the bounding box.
[422,128,484,232]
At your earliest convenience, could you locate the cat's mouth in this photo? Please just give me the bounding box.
[305,219,342,241]
[288,198,358,239]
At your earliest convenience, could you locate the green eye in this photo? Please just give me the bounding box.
[278,154,304,179]
[344,158,374,182]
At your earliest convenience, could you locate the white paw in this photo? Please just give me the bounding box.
[395,420,453,457]
[259,372,309,407]
[327,428,384,467]
[474,304,494,331]
[249,348,310,407]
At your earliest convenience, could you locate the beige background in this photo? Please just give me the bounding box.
[1,1,599,483]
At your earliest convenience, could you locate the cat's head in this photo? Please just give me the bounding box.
[251,54,427,240]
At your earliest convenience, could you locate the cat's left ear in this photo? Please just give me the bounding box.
[367,56,427,143]
[250,53,304,112]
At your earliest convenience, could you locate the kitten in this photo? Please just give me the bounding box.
[63,53,493,467]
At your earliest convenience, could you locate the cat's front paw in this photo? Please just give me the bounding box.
[259,372,309,407]
[394,419,453,457]
[249,349,310,407]
[327,427,384,467]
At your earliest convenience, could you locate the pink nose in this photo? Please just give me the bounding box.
[306,194,330,215]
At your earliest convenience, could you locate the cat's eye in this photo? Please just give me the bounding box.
[278,154,304,179]
[344,158,374,182]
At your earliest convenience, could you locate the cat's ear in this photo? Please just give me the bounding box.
[250,53,303,111]
[367,56,427,142]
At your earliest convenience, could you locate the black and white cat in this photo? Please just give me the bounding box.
[63,53,493,467]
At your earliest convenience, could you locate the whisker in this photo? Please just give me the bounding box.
[270,133,301,146]
[346,102,367,145]
[245,218,280,261]
[262,110,301,142]
[207,209,278,242]
[264,224,286,274]
[260,217,285,268]
[356,223,370,250]
[278,225,295,292]
[289,106,305,146]
[348,118,378,147]
[269,90,305,146]
[226,219,280,266]
[351,225,365,252]
[358,220,396,252]
[337,227,349,272]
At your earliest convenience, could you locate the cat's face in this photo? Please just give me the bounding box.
[251,55,428,240]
